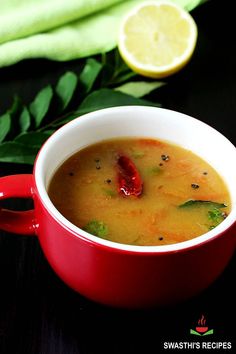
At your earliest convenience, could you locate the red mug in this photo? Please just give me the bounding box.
[0,106,235,308]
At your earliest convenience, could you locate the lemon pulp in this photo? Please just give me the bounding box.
[118,1,198,78]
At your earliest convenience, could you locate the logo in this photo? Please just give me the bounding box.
[163,314,232,350]
[190,315,214,336]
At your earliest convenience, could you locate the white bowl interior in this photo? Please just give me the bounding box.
[35,106,236,252]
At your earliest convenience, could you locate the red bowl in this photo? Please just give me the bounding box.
[1,107,236,308]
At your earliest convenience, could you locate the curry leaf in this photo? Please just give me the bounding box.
[79,58,102,93]
[179,200,227,208]
[14,131,52,147]
[77,88,161,114]
[56,71,78,110]
[0,141,39,164]
[0,50,164,165]
[101,50,137,86]
[0,113,11,143]
[8,95,22,116]
[30,85,53,128]
[115,81,166,98]
[6,96,24,139]
[19,106,31,132]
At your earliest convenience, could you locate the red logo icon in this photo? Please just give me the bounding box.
[190,315,214,336]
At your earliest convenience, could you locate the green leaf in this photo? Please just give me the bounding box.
[0,141,38,164]
[179,200,227,209]
[14,131,52,147]
[8,95,22,116]
[0,50,166,166]
[79,58,102,93]
[30,85,53,128]
[202,329,214,336]
[114,49,128,74]
[0,113,11,143]
[19,106,31,132]
[5,96,25,139]
[83,220,108,238]
[56,71,78,111]
[190,329,201,336]
[115,81,166,98]
[77,88,160,114]
[101,50,137,86]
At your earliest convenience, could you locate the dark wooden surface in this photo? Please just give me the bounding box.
[0,1,235,353]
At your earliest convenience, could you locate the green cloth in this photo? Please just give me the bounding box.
[0,0,205,68]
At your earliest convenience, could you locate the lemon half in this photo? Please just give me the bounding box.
[118,1,198,78]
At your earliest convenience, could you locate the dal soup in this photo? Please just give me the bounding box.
[48,138,231,246]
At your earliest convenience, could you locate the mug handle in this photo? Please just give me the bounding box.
[0,174,36,235]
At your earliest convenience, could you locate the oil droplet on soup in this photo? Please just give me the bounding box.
[48,138,231,246]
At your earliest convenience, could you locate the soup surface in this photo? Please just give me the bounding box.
[48,138,231,245]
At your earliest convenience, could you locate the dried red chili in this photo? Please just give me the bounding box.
[117,155,143,197]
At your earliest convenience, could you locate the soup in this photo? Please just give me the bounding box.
[48,138,231,245]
